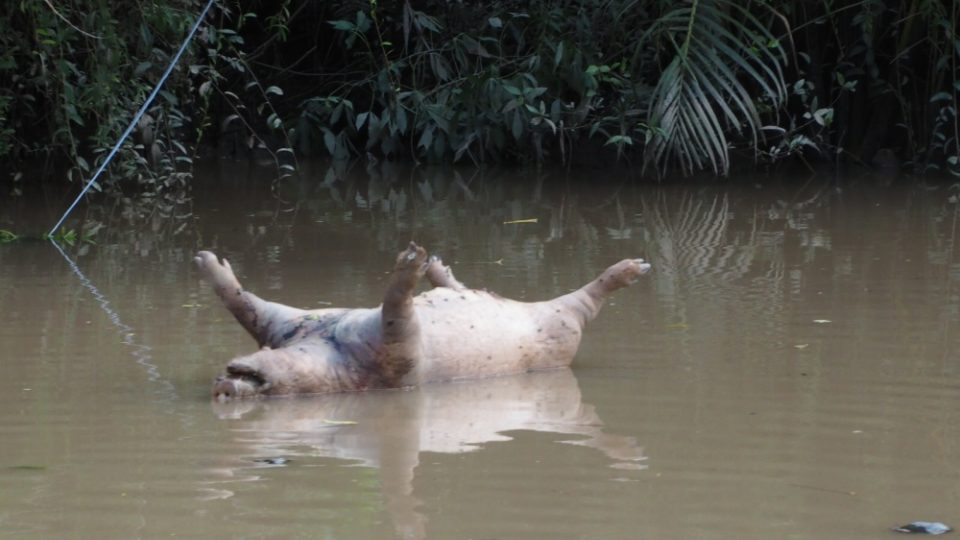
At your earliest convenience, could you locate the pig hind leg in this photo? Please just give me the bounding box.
[424,255,467,291]
[377,242,429,383]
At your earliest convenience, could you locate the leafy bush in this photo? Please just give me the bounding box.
[292,0,789,174]
[0,0,202,192]
[0,0,957,187]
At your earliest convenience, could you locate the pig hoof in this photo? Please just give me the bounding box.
[195,251,237,286]
[194,251,219,274]
[425,255,467,290]
[600,258,652,289]
[395,242,428,276]
[625,258,652,278]
[425,255,448,278]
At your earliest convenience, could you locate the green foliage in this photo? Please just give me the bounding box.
[48,228,80,246]
[0,1,200,190]
[0,226,98,245]
[641,0,788,175]
[190,8,297,180]
[774,0,960,174]
[0,229,18,243]
[0,0,214,201]
[278,0,960,175]
[293,1,656,166]
[0,0,957,181]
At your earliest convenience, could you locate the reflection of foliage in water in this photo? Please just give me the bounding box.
[270,163,657,292]
[633,181,960,376]
[11,168,960,414]
[45,163,960,338]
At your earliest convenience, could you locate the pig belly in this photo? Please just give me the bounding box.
[413,288,582,382]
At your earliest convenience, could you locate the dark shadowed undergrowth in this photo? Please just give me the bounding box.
[0,0,957,196]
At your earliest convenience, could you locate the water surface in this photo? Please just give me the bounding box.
[1,165,959,539]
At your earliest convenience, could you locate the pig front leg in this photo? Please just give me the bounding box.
[195,251,306,348]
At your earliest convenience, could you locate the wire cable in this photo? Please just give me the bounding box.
[48,0,216,237]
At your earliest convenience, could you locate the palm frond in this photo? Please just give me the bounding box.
[644,0,788,176]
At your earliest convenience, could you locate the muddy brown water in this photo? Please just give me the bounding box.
[1,164,959,539]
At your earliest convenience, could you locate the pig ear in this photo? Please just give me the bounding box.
[222,258,233,272]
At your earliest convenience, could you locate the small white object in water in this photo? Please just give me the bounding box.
[892,522,952,535]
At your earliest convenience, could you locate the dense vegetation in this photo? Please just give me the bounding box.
[1,0,957,193]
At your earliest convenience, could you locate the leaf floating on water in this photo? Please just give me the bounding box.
[813,319,832,324]
[666,323,688,330]
[8,465,46,471]
[322,419,357,426]
[794,344,809,349]
[0,229,19,243]
[181,303,203,308]
[605,227,632,240]
[503,218,538,225]
[892,522,953,535]
[789,482,855,496]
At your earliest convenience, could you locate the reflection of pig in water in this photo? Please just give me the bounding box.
[206,369,646,540]
[196,242,651,399]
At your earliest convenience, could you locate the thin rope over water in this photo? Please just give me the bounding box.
[48,0,216,237]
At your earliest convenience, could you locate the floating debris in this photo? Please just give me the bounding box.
[8,465,46,471]
[813,319,832,324]
[322,419,358,426]
[892,522,953,535]
[788,483,855,496]
[253,457,290,466]
[503,218,538,225]
[609,462,648,471]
